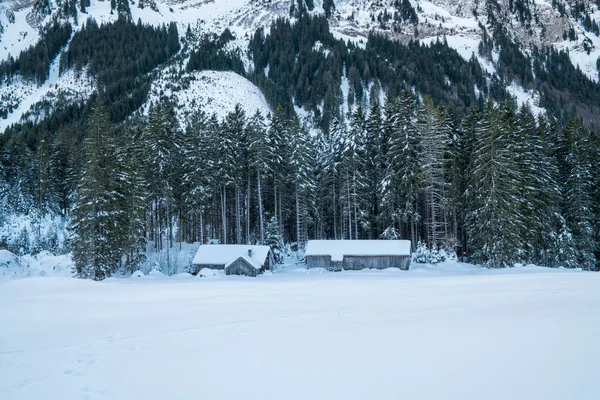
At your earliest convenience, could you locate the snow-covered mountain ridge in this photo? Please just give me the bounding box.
[0,0,599,129]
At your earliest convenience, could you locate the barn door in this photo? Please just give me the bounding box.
[346,257,354,270]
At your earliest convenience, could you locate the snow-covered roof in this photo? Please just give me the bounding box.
[305,240,411,262]
[224,255,264,270]
[192,245,270,267]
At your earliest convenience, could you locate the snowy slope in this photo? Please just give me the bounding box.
[1,266,599,399]
[1,0,599,129]
[146,70,271,123]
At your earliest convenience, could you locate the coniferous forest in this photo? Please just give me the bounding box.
[0,12,599,279]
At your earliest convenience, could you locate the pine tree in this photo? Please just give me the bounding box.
[561,118,597,269]
[222,105,247,244]
[387,89,422,248]
[181,110,215,244]
[288,116,316,246]
[418,97,448,249]
[35,134,58,216]
[318,116,343,239]
[143,101,181,254]
[364,97,384,238]
[340,106,367,240]
[263,215,285,265]
[117,130,148,272]
[466,101,523,268]
[268,106,290,235]
[549,216,579,268]
[247,111,271,243]
[513,108,560,265]
[71,98,124,280]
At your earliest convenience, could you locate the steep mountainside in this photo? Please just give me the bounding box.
[0,0,599,129]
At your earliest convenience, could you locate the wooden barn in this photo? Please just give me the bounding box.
[305,240,411,271]
[192,245,272,277]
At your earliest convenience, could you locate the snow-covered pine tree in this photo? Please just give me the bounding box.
[591,129,600,269]
[51,126,78,216]
[288,115,316,246]
[143,101,182,257]
[549,216,579,268]
[513,108,560,265]
[35,135,58,217]
[222,105,247,244]
[71,98,124,280]
[117,130,148,272]
[561,117,597,270]
[181,110,215,244]
[268,106,291,237]
[457,107,481,259]
[318,116,343,239]
[438,105,460,251]
[247,110,271,243]
[413,240,430,263]
[340,106,367,240]
[387,89,422,248]
[418,96,448,249]
[364,97,384,238]
[466,101,523,268]
[263,215,285,266]
[381,92,399,235]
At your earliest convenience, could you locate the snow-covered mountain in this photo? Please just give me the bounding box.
[0,0,599,129]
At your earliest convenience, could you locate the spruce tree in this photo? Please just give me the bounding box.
[514,109,560,265]
[72,98,124,280]
[263,215,285,265]
[181,110,215,244]
[364,98,384,238]
[288,116,316,245]
[466,101,523,268]
[117,130,148,272]
[340,106,367,240]
[247,111,271,243]
[561,118,597,269]
[387,89,422,248]
[418,97,448,249]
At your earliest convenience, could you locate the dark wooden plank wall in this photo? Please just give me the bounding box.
[306,255,410,271]
[225,258,258,277]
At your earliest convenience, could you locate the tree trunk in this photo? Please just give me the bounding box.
[257,171,264,242]
[246,176,251,244]
[295,183,301,246]
[221,186,227,244]
[235,184,241,244]
[333,182,337,239]
[353,171,358,240]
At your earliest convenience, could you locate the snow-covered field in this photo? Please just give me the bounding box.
[1,264,599,400]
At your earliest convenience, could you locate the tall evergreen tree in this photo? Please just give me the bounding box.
[418,97,448,249]
[387,89,422,248]
[71,99,124,280]
[466,101,523,268]
[561,118,597,269]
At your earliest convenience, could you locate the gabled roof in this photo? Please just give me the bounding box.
[192,245,270,266]
[305,240,411,261]
[224,255,264,270]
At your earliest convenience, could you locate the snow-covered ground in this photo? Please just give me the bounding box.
[1,263,599,399]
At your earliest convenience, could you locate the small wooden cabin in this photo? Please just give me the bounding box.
[224,256,264,277]
[305,240,411,271]
[192,245,272,277]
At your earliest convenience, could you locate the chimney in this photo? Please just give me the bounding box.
[248,249,253,258]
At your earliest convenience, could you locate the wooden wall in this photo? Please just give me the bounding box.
[192,263,225,275]
[225,258,258,277]
[306,255,410,271]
